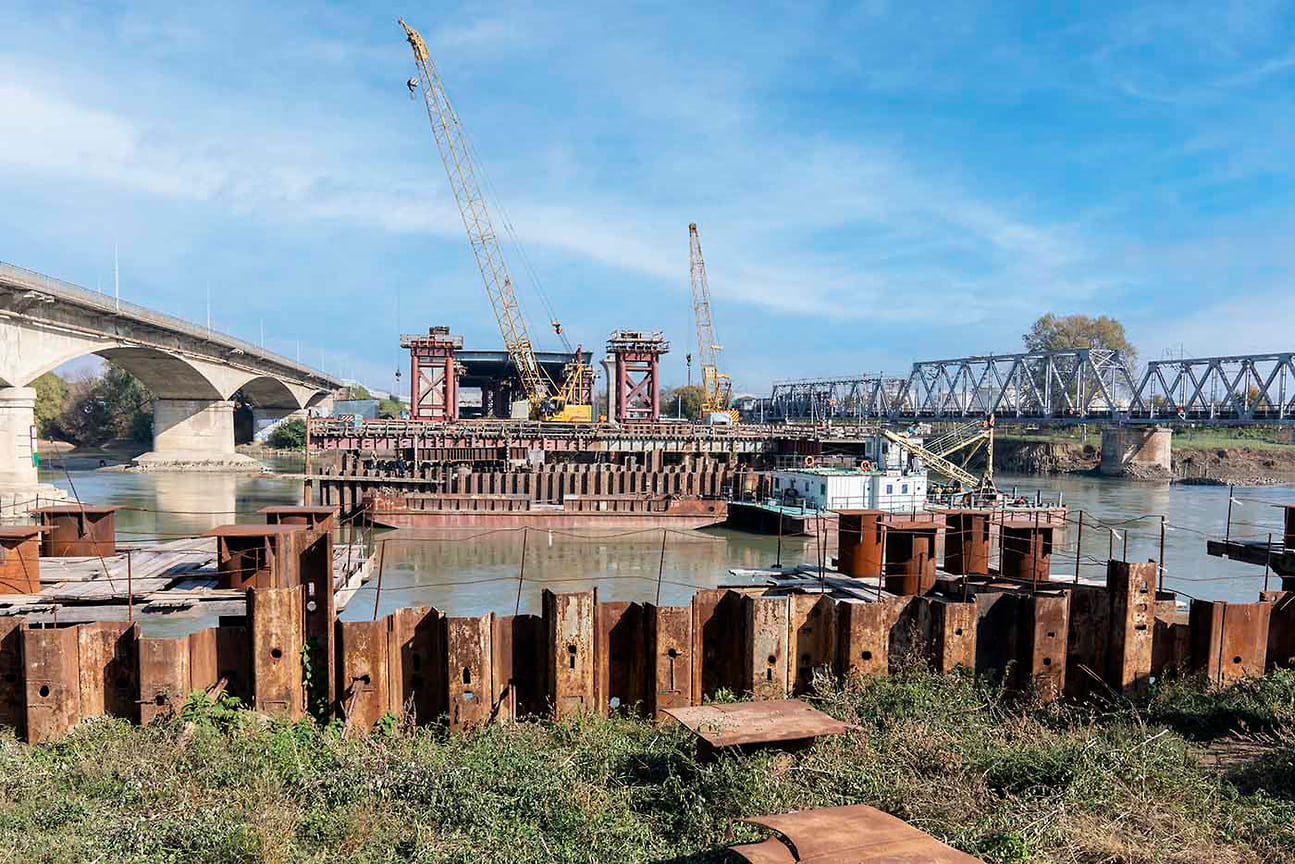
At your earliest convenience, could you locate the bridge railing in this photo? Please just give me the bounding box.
[0,260,340,388]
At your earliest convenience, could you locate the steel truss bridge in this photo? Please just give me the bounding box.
[757,350,1295,425]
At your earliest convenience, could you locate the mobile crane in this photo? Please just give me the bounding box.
[687,223,735,423]
[400,18,592,422]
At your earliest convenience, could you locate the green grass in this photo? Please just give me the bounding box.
[3,668,1295,863]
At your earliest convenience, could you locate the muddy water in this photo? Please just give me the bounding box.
[40,463,1295,632]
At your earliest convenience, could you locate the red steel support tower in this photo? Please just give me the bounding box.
[401,327,464,422]
[607,330,669,423]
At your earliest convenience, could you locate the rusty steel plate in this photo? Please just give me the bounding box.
[664,698,854,749]
[734,804,983,863]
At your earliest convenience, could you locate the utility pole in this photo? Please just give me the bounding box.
[113,244,120,312]
[206,282,211,336]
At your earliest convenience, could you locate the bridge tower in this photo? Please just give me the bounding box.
[401,327,464,423]
[607,330,669,424]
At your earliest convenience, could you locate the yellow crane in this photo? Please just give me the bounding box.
[881,416,997,492]
[687,223,734,421]
[400,18,591,422]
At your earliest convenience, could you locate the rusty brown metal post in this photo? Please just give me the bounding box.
[1264,532,1273,592]
[1123,528,1129,562]
[1225,484,1234,543]
[370,539,387,622]
[1158,515,1166,594]
[879,522,888,597]
[775,504,784,568]
[1074,510,1083,584]
[514,527,529,616]
[1108,526,1114,562]
[655,528,669,606]
[1031,508,1040,591]
[304,415,313,506]
[126,549,133,622]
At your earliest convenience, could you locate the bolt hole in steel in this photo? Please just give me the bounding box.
[1043,657,1052,666]
[667,647,679,659]
[767,654,777,665]
[38,684,50,698]
[1047,631,1056,638]
[270,647,283,659]
[568,643,577,669]
[154,693,167,705]
[861,651,873,661]
[1233,656,1243,664]
[462,667,471,685]
[954,628,963,637]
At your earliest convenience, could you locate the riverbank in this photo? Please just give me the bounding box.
[3,667,1294,863]
[993,432,1295,486]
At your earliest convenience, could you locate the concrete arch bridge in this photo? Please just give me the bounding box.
[0,262,342,494]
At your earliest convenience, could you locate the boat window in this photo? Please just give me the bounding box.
[902,484,908,494]
[886,484,893,494]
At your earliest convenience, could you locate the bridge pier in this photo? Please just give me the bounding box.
[134,399,260,471]
[0,387,68,517]
[1100,427,1172,478]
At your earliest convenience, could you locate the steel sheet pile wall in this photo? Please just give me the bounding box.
[6,561,1295,741]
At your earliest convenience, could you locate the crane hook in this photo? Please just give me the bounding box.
[407,77,420,99]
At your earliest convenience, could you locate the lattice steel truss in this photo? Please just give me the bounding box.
[760,349,1295,425]
[1129,353,1295,422]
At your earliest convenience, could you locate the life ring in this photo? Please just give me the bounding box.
[803,455,816,468]
[860,459,872,471]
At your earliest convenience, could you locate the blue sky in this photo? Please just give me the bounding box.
[2,1,1295,395]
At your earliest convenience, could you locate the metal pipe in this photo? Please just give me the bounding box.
[1074,510,1083,584]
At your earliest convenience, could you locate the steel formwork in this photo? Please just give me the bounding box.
[760,349,1295,425]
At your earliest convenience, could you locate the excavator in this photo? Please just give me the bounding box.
[687,223,736,424]
[400,19,592,422]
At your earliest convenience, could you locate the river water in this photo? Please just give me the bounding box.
[39,463,1295,633]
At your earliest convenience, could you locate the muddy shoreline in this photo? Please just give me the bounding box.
[992,436,1295,486]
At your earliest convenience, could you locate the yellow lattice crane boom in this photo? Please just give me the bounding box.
[400,18,590,422]
[687,223,732,416]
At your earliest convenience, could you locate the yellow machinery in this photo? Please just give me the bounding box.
[400,19,592,422]
[882,416,997,492]
[687,223,734,421]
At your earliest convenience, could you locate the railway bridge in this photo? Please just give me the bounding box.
[0,262,342,497]
[756,348,1295,475]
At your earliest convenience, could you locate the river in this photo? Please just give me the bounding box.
[38,463,1295,634]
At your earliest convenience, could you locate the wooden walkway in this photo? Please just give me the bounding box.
[0,537,373,623]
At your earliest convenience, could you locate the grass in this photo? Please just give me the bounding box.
[996,427,1294,452]
[3,668,1295,863]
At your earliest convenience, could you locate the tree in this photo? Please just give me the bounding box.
[269,418,307,450]
[1023,313,1136,363]
[33,372,67,438]
[661,385,706,420]
[56,364,153,447]
[378,396,405,418]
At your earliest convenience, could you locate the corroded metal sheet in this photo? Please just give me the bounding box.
[1262,591,1295,670]
[835,600,889,678]
[648,604,692,718]
[1064,584,1110,699]
[338,618,389,735]
[1024,593,1068,701]
[692,588,745,701]
[388,606,444,724]
[1152,599,1191,679]
[188,627,218,693]
[544,589,596,718]
[299,531,336,708]
[885,595,930,671]
[491,613,515,722]
[745,595,789,700]
[973,590,1023,686]
[597,601,647,716]
[215,622,253,705]
[0,619,24,737]
[24,626,81,743]
[1190,599,1272,684]
[1108,561,1155,693]
[248,586,304,720]
[788,595,836,695]
[446,614,492,730]
[138,637,191,725]
[510,614,546,718]
[930,599,977,673]
[76,621,138,723]
[665,699,853,749]
[735,804,983,863]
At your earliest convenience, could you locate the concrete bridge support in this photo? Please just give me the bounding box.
[1100,427,1172,478]
[0,388,37,490]
[135,399,259,471]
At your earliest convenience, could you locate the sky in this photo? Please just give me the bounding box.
[2,1,1295,396]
